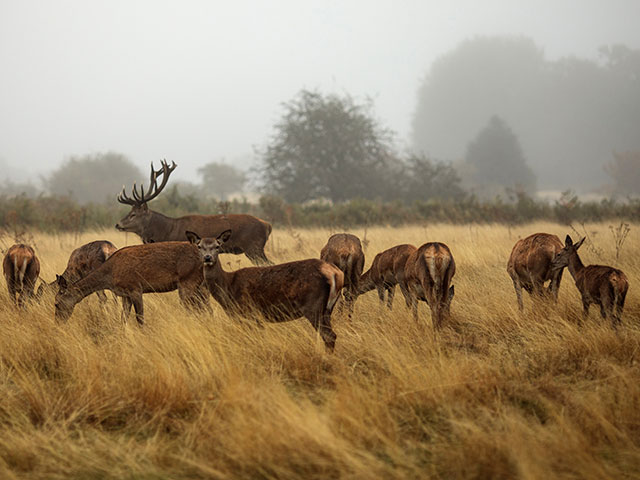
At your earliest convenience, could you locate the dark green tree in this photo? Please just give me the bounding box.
[402,153,465,202]
[198,161,246,200]
[258,89,397,203]
[463,116,536,195]
[46,152,143,204]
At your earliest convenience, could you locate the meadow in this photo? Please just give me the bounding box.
[0,222,639,479]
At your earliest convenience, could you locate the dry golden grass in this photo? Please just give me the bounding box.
[0,222,639,479]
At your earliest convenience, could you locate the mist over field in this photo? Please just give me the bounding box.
[1,0,639,202]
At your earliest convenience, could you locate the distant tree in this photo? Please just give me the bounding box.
[258,89,397,203]
[604,151,640,195]
[412,36,640,190]
[402,153,465,202]
[198,161,246,200]
[463,116,536,196]
[46,152,143,204]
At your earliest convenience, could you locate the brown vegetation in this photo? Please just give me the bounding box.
[0,223,638,479]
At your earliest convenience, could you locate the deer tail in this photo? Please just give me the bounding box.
[326,269,344,312]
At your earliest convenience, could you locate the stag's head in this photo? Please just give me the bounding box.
[54,275,76,322]
[115,160,177,235]
[552,235,585,270]
[186,229,232,267]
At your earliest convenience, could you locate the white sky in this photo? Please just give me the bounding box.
[1,0,639,183]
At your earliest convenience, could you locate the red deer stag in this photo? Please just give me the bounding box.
[358,244,416,309]
[551,235,629,326]
[400,242,455,329]
[55,241,208,325]
[506,233,564,311]
[187,230,344,352]
[3,244,40,307]
[320,233,364,317]
[38,240,118,301]
[116,160,272,264]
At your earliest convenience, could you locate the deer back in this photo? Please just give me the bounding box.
[3,244,40,287]
[577,265,629,300]
[61,240,117,284]
[320,233,364,289]
[408,242,455,298]
[507,233,563,285]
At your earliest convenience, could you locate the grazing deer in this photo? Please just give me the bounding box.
[116,160,272,264]
[552,235,629,326]
[38,240,118,302]
[359,244,416,310]
[187,230,344,352]
[54,241,208,325]
[507,233,564,311]
[3,244,40,307]
[320,233,364,317]
[400,242,455,329]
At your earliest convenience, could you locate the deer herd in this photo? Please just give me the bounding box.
[2,161,631,351]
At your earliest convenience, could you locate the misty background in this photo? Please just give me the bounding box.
[1,0,639,203]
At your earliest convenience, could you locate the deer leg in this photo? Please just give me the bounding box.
[581,296,590,323]
[121,297,133,323]
[7,281,18,307]
[376,285,385,304]
[130,295,144,326]
[386,285,396,310]
[343,287,357,320]
[246,249,271,266]
[512,278,524,312]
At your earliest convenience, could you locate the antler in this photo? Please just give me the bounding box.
[116,159,177,206]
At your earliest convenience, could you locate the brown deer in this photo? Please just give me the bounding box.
[3,244,40,307]
[551,235,629,326]
[358,244,416,310]
[400,242,455,329]
[115,160,272,264]
[54,241,208,325]
[38,240,118,301]
[507,233,565,311]
[187,230,344,352]
[320,233,364,317]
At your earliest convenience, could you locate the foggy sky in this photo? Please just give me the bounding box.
[1,0,639,185]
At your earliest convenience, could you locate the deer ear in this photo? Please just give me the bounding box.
[565,235,573,246]
[575,237,586,250]
[185,231,200,244]
[217,229,232,244]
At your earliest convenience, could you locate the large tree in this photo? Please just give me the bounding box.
[47,152,143,204]
[462,116,536,196]
[258,89,397,203]
[412,36,640,190]
[198,161,246,200]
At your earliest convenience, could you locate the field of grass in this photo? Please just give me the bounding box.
[0,222,639,479]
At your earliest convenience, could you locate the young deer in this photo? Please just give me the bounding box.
[320,233,364,318]
[400,242,455,329]
[552,235,629,326]
[55,241,208,325]
[359,244,416,310]
[507,233,565,311]
[3,244,40,307]
[38,240,118,302]
[188,230,344,352]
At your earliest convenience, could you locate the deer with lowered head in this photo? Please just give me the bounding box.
[399,242,455,329]
[55,241,208,325]
[115,160,273,264]
[38,240,118,302]
[358,244,416,310]
[551,235,629,326]
[506,233,565,311]
[187,230,344,352]
[3,243,40,308]
[320,233,364,318]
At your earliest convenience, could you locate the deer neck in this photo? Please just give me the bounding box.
[143,210,176,243]
[203,261,235,310]
[567,251,585,281]
[358,268,375,294]
[69,270,111,303]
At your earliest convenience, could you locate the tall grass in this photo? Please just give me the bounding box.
[0,223,638,479]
